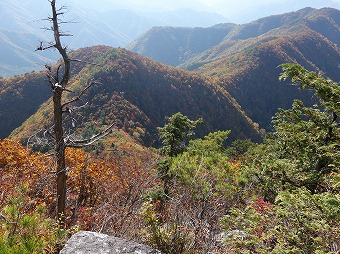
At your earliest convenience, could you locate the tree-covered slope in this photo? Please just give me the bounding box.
[303,7,340,45]
[0,46,112,139]
[127,24,236,66]
[183,8,338,68]
[0,72,48,138]
[129,7,339,68]
[8,47,261,145]
[220,7,339,43]
[195,29,339,129]
[129,7,339,129]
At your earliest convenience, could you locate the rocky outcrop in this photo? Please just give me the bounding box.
[60,231,161,254]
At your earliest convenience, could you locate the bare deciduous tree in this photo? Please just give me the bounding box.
[36,0,114,226]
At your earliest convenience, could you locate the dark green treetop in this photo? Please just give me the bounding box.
[158,112,203,157]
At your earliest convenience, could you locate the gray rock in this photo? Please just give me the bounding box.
[60,231,162,254]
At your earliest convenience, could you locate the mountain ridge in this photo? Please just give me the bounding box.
[196,29,339,128]
[129,7,340,129]
[130,7,339,68]
[127,24,236,66]
[2,7,339,144]
[4,47,261,145]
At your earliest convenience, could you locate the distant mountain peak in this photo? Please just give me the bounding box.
[128,7,339,130]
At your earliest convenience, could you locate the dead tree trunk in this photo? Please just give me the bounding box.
[36,0,114,226]
[54,87,67,225]
[50,0,69,226]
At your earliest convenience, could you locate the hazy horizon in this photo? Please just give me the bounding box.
[67,0,340,23]
[8,0,339,25]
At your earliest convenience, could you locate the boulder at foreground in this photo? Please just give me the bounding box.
[60,231,162,254]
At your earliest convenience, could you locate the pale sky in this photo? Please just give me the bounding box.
[40,0,340,24]
[69,0,340,23]
[203,0,340,22]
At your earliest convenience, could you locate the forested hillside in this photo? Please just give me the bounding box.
[6,47,261,144]
[128,24,236,66]
[0,46,112,139]
[196,29,339,128]
[130,7,340,129]
[0,72,48,138]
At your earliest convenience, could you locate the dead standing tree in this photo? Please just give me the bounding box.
[37,0,114,226]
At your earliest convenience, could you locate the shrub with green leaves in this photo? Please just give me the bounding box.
[243,64,339,199]
[170,131,238,203]
[146,129,244,253]
[140,201,190,254]
[221,64,339,253]
[221,188,339,253]
[0,187,71,254]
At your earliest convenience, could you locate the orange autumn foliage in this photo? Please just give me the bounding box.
[0,138,158,236]
[0,139,51,204]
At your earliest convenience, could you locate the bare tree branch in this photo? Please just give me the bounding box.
[62,102,88,115]
[61,80,95,108]
[59,33,73,37]
[65,123,115,148]
[35,41,55,51]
